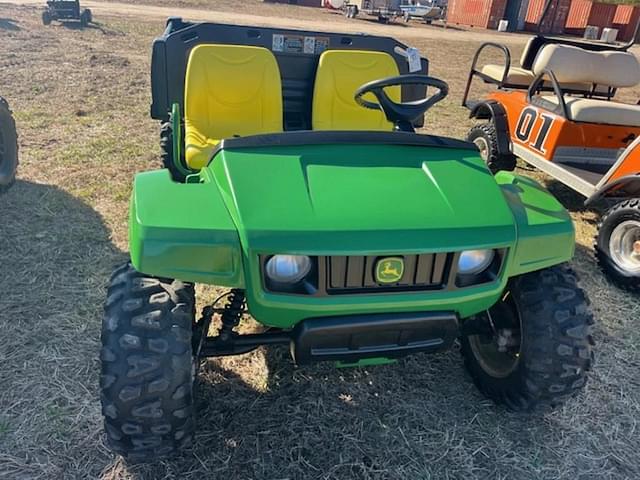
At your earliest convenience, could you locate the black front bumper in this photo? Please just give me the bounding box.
[291,311,459,365]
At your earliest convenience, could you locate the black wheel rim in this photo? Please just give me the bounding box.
[468,291,522,378]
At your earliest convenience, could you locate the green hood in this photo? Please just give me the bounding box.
[208,143,516,254]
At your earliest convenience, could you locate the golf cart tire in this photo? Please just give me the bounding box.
[100,263,196,460]
[42,10,52,25]
[0,97,18,194]
[461,265,594,411]
[467,123,516,174]
[595,199,640,292]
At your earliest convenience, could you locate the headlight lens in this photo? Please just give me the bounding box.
[265,255,312,284]
[458,249,495,275]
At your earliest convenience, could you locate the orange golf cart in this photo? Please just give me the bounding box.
[463,35,640,292]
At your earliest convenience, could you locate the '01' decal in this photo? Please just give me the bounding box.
[515,107,555,154]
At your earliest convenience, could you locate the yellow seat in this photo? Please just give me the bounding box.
[184,44,283,169]
[312,50,400,131]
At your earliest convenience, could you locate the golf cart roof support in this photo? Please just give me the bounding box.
[462,42,512,107]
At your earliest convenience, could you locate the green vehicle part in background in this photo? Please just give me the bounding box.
[130,143,575,328]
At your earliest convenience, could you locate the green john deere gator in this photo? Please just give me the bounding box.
[100,19,595,461]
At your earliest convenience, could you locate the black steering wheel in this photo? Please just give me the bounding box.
[354,75,449,132]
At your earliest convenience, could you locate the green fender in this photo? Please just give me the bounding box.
[497,171,575,276]
[129,169,244,286]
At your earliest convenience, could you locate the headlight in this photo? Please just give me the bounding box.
[265,255,312,284]
[458,249,495,275]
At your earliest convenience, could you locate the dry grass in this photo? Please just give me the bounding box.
[1,2,640,479]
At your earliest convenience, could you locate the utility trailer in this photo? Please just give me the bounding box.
[344,0,403,23]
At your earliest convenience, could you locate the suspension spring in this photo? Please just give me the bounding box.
[218,289,246,341]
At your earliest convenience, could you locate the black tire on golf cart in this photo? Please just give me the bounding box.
[461,264,594,411]
[595,199,640,292]
[80,9,92,27]
[0,97,18,194]
[467,123,516,174]
[100,263,197,461]
[42,10,52,25]
[160,122,188,182]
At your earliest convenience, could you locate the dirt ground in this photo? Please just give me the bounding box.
[0,2,639,480]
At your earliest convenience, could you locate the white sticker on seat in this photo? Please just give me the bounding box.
[407,47,421,73]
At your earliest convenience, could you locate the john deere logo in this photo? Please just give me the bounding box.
[376,257,404,284]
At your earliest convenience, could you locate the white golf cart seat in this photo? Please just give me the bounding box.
[541,96,640,127]
[534,44,640,127]
[480,37,537,87]
[480,64,535,86]
[479,38,618,94]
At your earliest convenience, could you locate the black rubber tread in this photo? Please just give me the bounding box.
[159,122,187,182]
[80,9,91,27]
[594,198,640,293]
[42,10,52,25]
[466,122,516,174]
[461,264,594,411]
[0,97,18,194]
[100,263,196,461]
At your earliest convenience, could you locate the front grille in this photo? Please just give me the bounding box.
[324,253,453,295]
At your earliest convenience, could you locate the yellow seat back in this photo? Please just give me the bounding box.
[312,50,401,131]
[184,44,283,169]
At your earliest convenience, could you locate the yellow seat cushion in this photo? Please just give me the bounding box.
[312,50,400,131]
[184,44,283,169]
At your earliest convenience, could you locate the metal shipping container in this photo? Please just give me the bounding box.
[565,1,620,37]
[447,0,507,29]
[564,0,590,29]
[587,3,617,30]
[613,4,640,41]
[525,0,570,33]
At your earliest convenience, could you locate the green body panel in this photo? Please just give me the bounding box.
[210,145,516,253]
[130,170,244,286]
[170,103,192,178]
[129,141,575,329]
[496,171,575,276]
